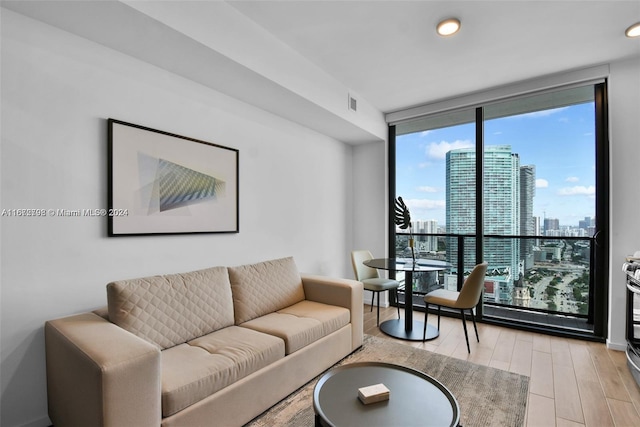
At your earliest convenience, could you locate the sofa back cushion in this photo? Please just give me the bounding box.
[228,257,305,324]
[107,266,234,350]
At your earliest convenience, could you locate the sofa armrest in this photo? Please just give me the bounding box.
[45,312,161,427]
[301,274,363,349]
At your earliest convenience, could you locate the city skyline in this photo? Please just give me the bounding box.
[396,101,596,228]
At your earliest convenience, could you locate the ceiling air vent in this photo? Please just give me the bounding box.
[348,94,357,112]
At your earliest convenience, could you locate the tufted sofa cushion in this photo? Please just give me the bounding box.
[107,266,234,350]
[160,326,284,417]
[228,257,305,324]
[240,300,350,354]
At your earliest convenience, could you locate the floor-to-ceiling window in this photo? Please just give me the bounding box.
[390,83,608,340]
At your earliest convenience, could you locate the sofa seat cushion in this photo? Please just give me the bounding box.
[239,300,350,354]
[229,257,305,324]
[107,266,234,350]
[161,326,284,417]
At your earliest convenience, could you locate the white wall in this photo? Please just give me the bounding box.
[607,56,640,349]
[351,141,389,264]
[0,10,362,426]
[351,141,389,305]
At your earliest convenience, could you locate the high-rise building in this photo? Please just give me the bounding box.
[520,165,536,269]
[446,145,520,304]
[579,216,596,236]
[413,220,438,252]
[579,216,594,229]
[446,146,476,271]
[544,218,560,234]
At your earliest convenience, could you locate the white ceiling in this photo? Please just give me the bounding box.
[3,0,639,144]
[229,0,640,113]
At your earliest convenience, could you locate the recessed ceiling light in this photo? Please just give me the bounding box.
[437,18,461,37]
[626,22,640,38]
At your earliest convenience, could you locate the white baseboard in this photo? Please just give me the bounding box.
[606,339,627,351]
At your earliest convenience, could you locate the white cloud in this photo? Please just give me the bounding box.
[420,130,432,137]
[427,139,474,159]
[566,176,579,183]
[417,186,438,193]
[557,186,595,196]
[405,198,446,211]
[536,179,549,188]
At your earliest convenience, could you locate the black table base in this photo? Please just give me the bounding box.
[363,258,451,342]
[379,319,440,342]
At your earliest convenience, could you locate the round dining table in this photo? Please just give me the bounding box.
[363,258,451,341]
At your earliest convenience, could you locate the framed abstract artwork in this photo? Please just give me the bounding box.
[108,119,239,236]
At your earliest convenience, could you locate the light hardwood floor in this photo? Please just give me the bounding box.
[363,304,640,427]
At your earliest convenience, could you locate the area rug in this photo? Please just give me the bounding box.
[246,335,529,427]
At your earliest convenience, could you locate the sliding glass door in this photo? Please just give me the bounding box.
[390,83,608,339]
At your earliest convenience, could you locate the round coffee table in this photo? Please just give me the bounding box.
[313,362,460,427]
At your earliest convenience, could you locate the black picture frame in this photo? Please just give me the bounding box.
[108,119,239,236]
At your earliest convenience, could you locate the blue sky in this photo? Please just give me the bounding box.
[396,102,596,227]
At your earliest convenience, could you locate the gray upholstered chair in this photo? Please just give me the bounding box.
[423,262,488,353]
[351,250,401,326]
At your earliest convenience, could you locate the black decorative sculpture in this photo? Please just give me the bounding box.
[394,197,415,263]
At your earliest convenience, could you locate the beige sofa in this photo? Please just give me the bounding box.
[45,257,363,427]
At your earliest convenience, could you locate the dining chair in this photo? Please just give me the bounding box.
[422,262,488,353]
[351,250,401,326]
